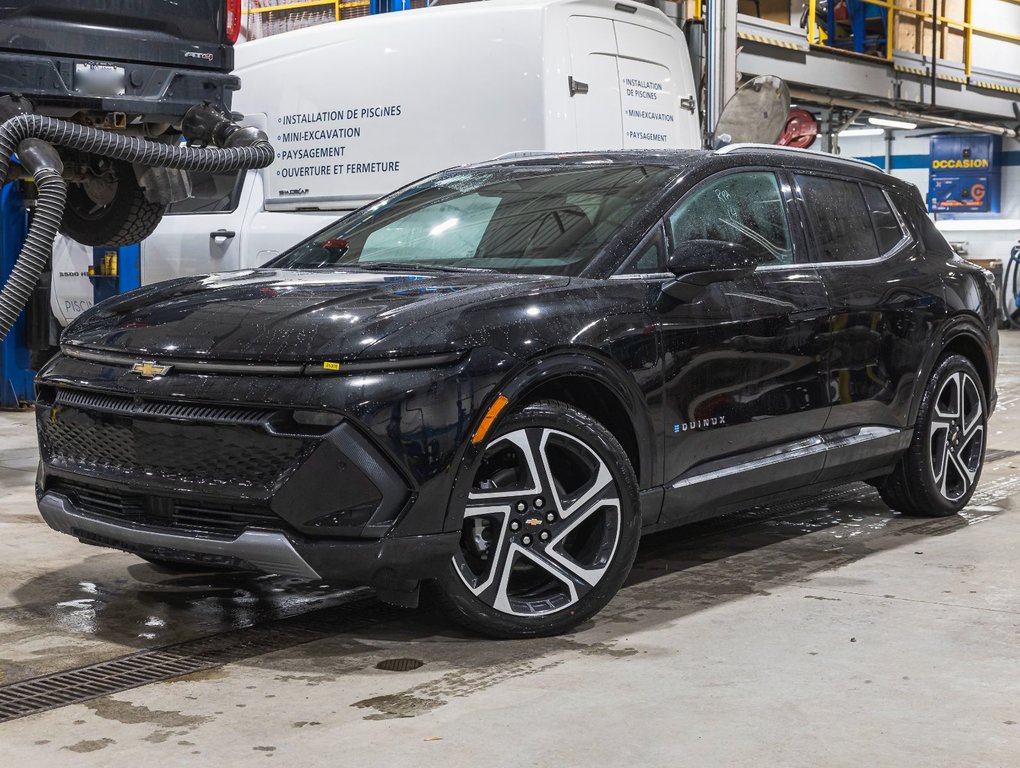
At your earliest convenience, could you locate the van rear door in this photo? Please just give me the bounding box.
[566,16,623,149]
[566,11,698,151]
[614,20,699,149]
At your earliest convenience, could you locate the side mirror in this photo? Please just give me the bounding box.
[662,240,758,302]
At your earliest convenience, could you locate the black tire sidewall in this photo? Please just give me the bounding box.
[434,400,641,638]
[61,160,165,247]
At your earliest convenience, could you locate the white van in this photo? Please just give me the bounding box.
[140,0,700,283]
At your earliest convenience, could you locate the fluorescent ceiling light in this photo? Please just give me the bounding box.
[839,128,884,137]
[868,116,917,130]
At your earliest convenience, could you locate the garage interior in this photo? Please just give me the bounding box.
[1,0,1019,765]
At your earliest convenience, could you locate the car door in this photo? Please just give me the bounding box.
[649,169,832,524]
[792,173,946,480]
[793,174,943,428]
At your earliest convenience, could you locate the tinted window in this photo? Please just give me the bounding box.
[620,227,666,274]
[797,175,879,262]
[862,184,904,254]
[166,170,244,214]
[271,165,678,276]
[668,171,793,265]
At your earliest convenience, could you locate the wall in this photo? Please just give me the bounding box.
[838,132,1020,264]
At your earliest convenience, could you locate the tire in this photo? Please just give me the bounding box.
[61,160,165,246]
[432,400,641,638]
[879,354,987,517]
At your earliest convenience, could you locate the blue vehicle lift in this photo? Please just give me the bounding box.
[0,182,32,408]
[0,181,140,409]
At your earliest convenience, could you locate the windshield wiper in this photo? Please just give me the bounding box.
[356,262,492,273]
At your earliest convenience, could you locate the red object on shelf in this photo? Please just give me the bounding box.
[778,109,819,149]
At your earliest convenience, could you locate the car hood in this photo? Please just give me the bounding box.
[64,268,570,362]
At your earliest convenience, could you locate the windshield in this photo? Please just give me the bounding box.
[267,164,677,276]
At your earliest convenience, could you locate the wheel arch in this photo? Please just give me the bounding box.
[474,351,658,491]
[911,314,995,423]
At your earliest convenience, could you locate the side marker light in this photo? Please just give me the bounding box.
[471,394,510,444]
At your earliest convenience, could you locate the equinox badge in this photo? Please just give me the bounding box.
[130,361,173,379]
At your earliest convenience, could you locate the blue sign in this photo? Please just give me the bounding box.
[928,134,1001,213]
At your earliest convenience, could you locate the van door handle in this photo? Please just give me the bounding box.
[568,76,589,97]
[210,229,235,240]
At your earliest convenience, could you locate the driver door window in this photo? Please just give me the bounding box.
[668,171,794,266]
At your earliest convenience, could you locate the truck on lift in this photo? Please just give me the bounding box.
[0,0,276,404]
[0,0,243,246]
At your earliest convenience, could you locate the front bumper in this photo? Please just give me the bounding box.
[32,349,500,589]
[39,490,460,588]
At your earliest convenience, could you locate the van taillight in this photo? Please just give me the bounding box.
[226,0,241,43]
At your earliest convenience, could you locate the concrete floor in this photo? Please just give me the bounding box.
[2,334,1019,767]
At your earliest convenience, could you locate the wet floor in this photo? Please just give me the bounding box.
[0,332,1018,766]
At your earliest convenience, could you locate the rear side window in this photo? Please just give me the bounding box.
[796,175,879,262]
[862,184,905,254]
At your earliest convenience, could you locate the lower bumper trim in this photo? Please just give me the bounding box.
[38,492,320,580]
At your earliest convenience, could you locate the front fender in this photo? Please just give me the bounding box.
[438,348,659,533]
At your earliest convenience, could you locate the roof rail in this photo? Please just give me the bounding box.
[714,142,882,172]
[490,150,558,162]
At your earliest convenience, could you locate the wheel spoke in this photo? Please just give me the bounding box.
[942,448,975,497]
[948,447,977,490]
[453,504,512,597]
[466,429,544,501]
[539,429,614,519]
[930,429,951,489]
[934,372,962,420]
[960,375,984,440]
[546,496,621,587]
[489,544,588,615]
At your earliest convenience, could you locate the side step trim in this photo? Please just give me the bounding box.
[671,426,903,489]
[38,492,320,580]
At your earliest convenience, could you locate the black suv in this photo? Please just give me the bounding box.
[0,0,240,244]
[34,147,999,638]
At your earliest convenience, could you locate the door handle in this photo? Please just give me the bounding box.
[210,229,236,240]
[568,76,589,96]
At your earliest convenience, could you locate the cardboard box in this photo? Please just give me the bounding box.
[737,0,791,25]
[893,0,965,63]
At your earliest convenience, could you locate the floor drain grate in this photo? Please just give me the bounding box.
[375,657,425,672]
[0,595,394,724]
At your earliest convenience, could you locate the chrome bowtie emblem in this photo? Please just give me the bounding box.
[130,361,173,379]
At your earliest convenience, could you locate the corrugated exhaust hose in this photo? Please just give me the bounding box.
[0,107,274,341]
[0,139,66,343]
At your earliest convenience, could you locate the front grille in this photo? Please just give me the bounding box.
[38,390,313,492]
[51,480,285,538]
[54,388,278,425]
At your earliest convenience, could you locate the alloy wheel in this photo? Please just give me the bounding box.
[452,427,622,617]
[928,370,985,502]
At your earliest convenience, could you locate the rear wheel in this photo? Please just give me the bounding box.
[61,158,165,246]
[434,401,641,638]
[879,354,987,517]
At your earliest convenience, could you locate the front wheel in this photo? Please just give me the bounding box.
[433,400,641,638]
[879,354,987,517]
